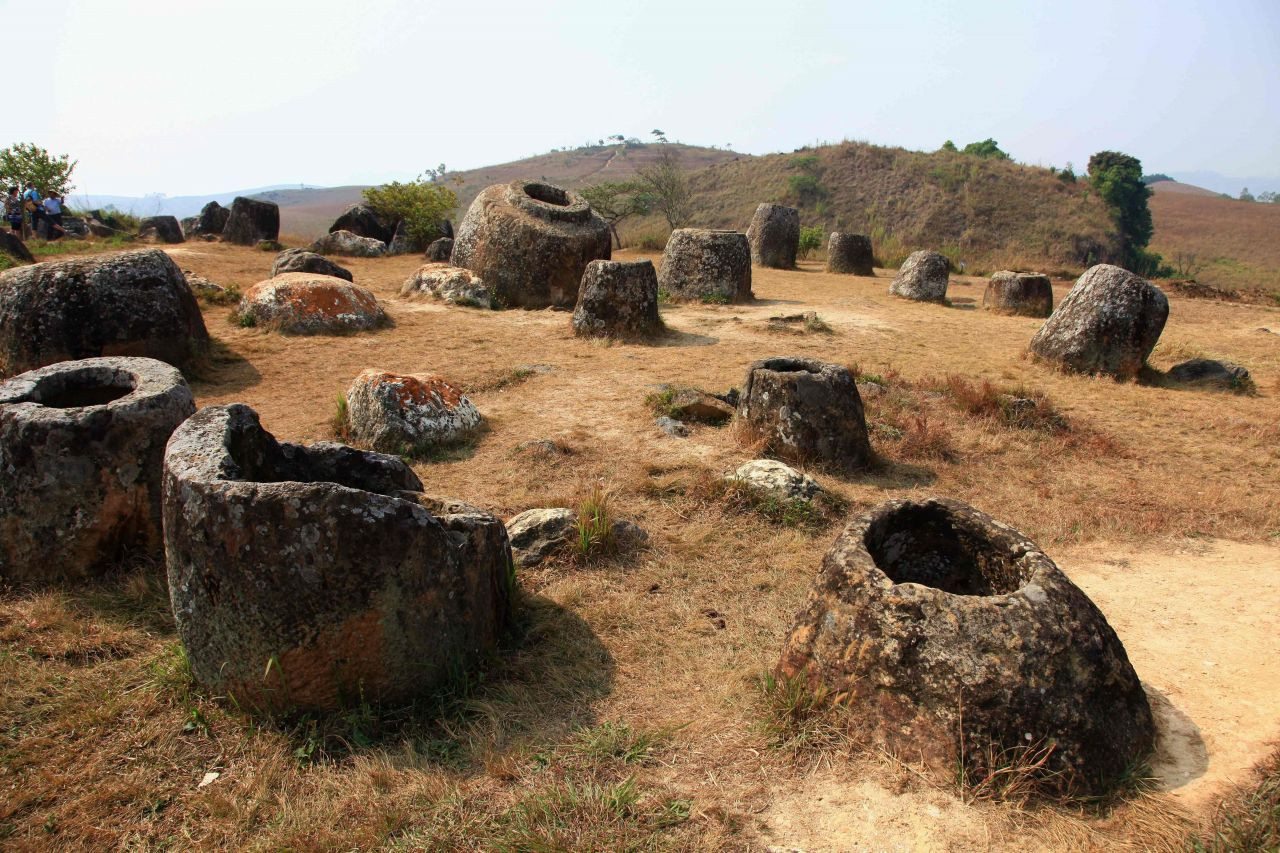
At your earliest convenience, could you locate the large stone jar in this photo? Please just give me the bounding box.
[746,203,800,269]
[984,271,1054,318]
[0,357,195,584]
[452,181,611,309]
[163,403,514,713]
[778,497,1154,794]
[572,259,663,339]
[0,249,209,377]
[657,229,753,303]
[826,233,874,275]
[737,357,872,472]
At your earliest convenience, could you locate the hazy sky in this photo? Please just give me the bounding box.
[9,0,1278,196]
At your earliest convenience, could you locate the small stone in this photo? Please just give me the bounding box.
[400,263,490,308]
[271,248,353,282]
[1167,358,1250,390]
[665,388,734,424]
[655,416,690,437]
[506,507,577,567]
[729,459,823,501]
[310,229,387,258]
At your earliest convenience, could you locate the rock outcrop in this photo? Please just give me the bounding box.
[826,233,874,275]
[329,204,396,244]
[452,181,611,309]
[746,203,800,269]
[425,237,454,262]
[163,403,514,713]
[1029,264,1168,379]
[889,250,949,303]
[0,357,195,584]
[310,229,387,258]
[0,249,209,377]
[345,370,482,453]
[399,263,490,308]
[270,248,354,282]
[221,196,280,246]
[237,273,387,334]
[656,229,753,303]
[777,497,1155,794]
[572,259,663,339]
[737,357,872,471]
[984,271,1054,317]
[137,216,185,244]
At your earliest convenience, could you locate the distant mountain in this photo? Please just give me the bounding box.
[1166,171,1280,197]
[66,185,324,220]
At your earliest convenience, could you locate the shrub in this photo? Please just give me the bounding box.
[362,179,457,245]
[797,225,824,259]
[961,139,1011,160]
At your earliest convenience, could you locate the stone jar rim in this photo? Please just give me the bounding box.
[0,362,147,414]
[507,181,592,224]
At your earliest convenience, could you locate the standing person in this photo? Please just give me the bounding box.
[42,192,65,240]
[22,181,43,239]
[5,187,24,237]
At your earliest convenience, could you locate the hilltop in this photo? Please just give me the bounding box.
[660,142,1121,274]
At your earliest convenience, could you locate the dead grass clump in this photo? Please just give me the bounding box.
[1192,745,1280,852]
[927,375,1070,432]
[680,469,848,532]
[765,312,834,335]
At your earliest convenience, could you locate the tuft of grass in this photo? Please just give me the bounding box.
[571,721,661,766]
[0,252,20,271]
[757,671,860,760]
[236,310,257,328]
[257,239,284,252]
[656,287,674,305]
[572,482,617,563]
[195,284,241,306]
[699,292,730,305]
[644,387,678,418]
[331,393,350,441]
[1193,746,1280,852]
[26,235,134,257]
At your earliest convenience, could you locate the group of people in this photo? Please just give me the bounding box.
[5,182,66,241]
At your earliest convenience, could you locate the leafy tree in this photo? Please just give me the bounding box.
[940,140,958,152]
[637,147,692,230]
[362,179,456,244]
[422,163,449,183]
[580,181,653,248]
[651,129,668,143]
[0,143,77,195]
[1259,191,1278,203]
[1239,187,1256,202]
[798,225,824,259]
[1059,162,1077,183]
[1142,173,1174,184]
[1088,150,1155,272]
[788,155,826,205]
[960,138,1010,159]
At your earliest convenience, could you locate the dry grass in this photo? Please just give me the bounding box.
[1190,745,1280,851]
[1150,186,1280,296]
[2,242,1278,848]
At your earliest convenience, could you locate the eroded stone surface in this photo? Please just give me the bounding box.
[399,263,490,308]
[890,250,949,303]
[425,237,454,262]
[747,203,800,269]
[0,249,209,377]
[137,215,185,244]
[729,459,822,501]
[452,181,611,309]
[163,403,513,713]
[506,507,577,567]
[826,232,874,275]
[345,369,481,452]
[271,249,354,282]
[1029,264,1168,379]
[572,259,663,339]
[984,271,1053,317]
[657,229,753,303]
[221,197,280,246]
[238,273,387,334]
[777,497,1154,794]
[0,357,195,584]
[311,229,387,258]
[737,357,872,472]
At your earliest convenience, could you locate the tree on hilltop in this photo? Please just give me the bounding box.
[961,138,1011,159]
[0,143,76,195]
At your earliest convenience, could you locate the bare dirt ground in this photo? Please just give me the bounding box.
[1,242,1278,850]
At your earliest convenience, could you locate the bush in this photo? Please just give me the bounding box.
[797,225,824,259]
[961,139,1011,160]
[362,179,456,245]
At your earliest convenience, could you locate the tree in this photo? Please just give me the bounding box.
[651,129,668,143]
[1239,187,1256,202]
[960,138,1010,159]
[1088,151,1155,273]
[637,147,692,230]
[580,181,653,248]
[798,225,824,259]
[1259,191,1278,203]
[0,143,77,195]
[362,179,457,244]
[940,140,958,152]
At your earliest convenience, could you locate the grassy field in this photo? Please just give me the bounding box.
[1148,183,1280,297]
[2,242,1279,849]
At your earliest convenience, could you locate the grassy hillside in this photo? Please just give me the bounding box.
[657,142,1121,275]
[263,143,742,239]
[1149,182,1280,294]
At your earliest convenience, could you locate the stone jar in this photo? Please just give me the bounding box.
[656,229,753,303]
[746,203,800,269]
[572,259,663,339]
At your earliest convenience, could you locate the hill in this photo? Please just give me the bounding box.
[258,143,744,238]
[660,142,1121,274]
[1149,187,1280,293]
[1149,179,1221,198]
[69,185,323,220]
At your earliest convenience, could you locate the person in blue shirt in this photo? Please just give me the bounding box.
[21,182,43,239]
[42,192,65,240]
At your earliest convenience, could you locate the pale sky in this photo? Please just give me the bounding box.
[8,0,1278,196]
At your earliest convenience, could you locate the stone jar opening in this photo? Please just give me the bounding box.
[19,367,137,408]
[758,356,824,375]
[864,502,1032,596]
[510,181,591,223]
